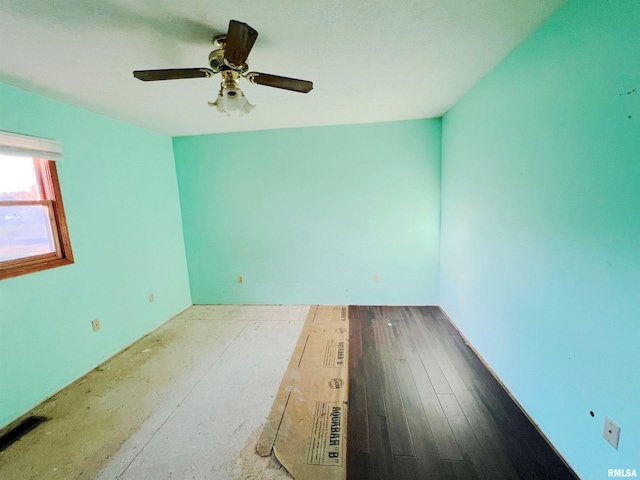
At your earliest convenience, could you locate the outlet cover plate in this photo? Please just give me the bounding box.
[603,416,620,449]
[91,318,101,332]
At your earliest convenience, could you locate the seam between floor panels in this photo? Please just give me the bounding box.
[115,320,253,479]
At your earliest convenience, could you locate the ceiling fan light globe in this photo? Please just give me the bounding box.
[211,86,255,115]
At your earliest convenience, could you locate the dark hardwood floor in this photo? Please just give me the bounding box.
[347,306,578,480]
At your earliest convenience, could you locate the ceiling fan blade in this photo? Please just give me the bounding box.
[224,20,258,67]
[133,68,214,81]
[246,72,313,93]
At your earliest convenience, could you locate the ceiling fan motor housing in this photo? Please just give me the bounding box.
[208,49,226,73]
[209,37,249,75]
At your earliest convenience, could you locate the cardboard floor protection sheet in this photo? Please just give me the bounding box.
[257,305,349,480]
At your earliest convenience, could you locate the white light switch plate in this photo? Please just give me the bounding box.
[603,416,620,449]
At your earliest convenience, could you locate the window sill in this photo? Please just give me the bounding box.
[0,257,74,281]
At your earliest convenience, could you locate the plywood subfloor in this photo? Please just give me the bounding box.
[0,305,308,480]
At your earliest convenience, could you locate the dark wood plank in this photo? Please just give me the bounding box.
[393,359,442,464]
[438,360,520,479]
[428,307,577,476]
[349,306,363,370]
[373,316,415,456]
[394,313,464,461]
[436,459,480,480]
[368,415,396,480]
[400,307,453,394]
[361,315,386,417]
[437,393,465,417]
[348,374,369,455]
[427,311,569,469]
[445,413,493,479]
[426,390,480,479]
[405,306,451,362]
[545,465,579,479]
[347,453,372,480]
[380,308,407,361]
[471,391,561,480]
[393,456,420,480]
[348,314,369,455]
[348,305,361,321]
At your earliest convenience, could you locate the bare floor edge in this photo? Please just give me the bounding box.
[233,426,293,480]
[438,307,579,476]
[0,305,309,480]
[0,304,191,441]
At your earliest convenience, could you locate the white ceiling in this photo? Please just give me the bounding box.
[0,0,566,137]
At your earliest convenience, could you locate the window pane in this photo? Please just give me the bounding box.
[0,155,39,200]
[0,204,56,261]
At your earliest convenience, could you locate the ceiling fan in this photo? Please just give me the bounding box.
[133,20,313,115]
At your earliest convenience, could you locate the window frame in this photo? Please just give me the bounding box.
[0,158,73,280]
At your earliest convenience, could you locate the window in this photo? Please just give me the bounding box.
[0,132,73,280]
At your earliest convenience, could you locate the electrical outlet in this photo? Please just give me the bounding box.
[149,293,155,303]
[91,319,101,332]
[373,274,380,283]
[238,275,244,284]
[460,295,465,306]
[603,416,620,449]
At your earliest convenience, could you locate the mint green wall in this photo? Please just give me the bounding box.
[440,0,640,477]
[0,83,191,429]
[173,119,441,305]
